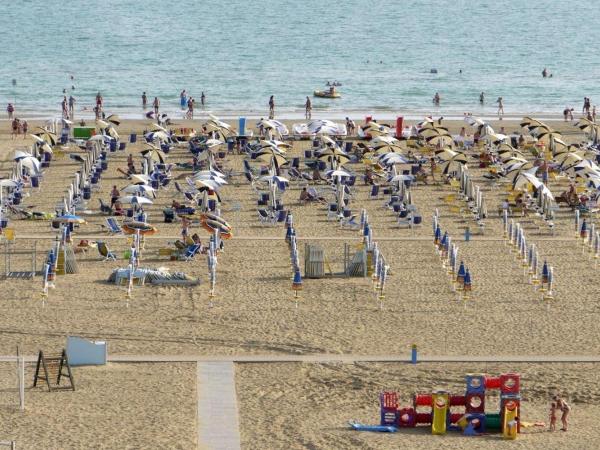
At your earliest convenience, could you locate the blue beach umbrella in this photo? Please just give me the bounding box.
[292,269,303,291]
[464,269,472,291]
[542,260,549,283]
[581,219,588,238]
[434,225,441,244]
[457,261,466,283]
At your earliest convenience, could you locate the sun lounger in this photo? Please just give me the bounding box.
[105,217,123,234]
[97,241,116,261]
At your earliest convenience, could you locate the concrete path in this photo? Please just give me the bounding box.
[196,361,241,450]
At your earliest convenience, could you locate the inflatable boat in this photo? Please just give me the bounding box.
[314,90,341,99]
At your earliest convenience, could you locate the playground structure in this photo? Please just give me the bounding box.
[354,372,521,439]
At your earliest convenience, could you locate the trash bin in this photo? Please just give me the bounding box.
[83,186,91,200]
[31,176,39,188]
[130,133,137,143]
[109,140,117,152]
[119,142,127,151]
[227,139,234,152]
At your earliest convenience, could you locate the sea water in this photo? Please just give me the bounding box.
[1,0,599,119]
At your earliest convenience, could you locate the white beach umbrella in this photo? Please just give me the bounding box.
[118,195,153,205]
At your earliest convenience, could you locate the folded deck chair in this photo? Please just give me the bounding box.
[97,241,116,261]
[105,217,123,234]
[257,208,272,225]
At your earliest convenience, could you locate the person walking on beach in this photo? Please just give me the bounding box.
[305,96,312,119]
[21,120,27,139]
[180,90,187,110]
[6,103,14,120]
[268,95,275,119]
[68,95,76,119]
[11,118,19,140]
[553,396,571,431]
[153,97,160,115]
[497,97,504,119]
[549,401,558,431]
[583,97,591,115]
[142,92,148,109]
[200,92,205,107]
[110,185,120,207]
[346,117,355,136]
[479,92,485,105]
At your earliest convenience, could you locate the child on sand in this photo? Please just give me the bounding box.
[549,402,557,431]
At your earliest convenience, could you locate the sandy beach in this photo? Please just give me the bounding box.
[0,114,599,448]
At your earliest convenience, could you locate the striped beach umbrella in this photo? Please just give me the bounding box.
[542,261,549,284]
[292,269,303,291]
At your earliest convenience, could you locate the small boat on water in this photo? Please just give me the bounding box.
[314,89,341,99]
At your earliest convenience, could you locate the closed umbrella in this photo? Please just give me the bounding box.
[106,114,121,126]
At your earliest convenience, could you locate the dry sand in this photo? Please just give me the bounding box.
[0,116,598,448]
[237,362,600,450]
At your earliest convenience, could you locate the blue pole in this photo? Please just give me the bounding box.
[411,344,418,364]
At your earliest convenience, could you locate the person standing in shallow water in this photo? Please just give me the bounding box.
[479,92,485,105]
[200,92,205,107]
[268,95,275,119]
[305,96,312,119]
[142,92,147,109]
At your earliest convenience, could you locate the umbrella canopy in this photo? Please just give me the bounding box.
[106,126,119,139]
[96,119,110,129]
[106,114,121,126]
[255,151,287,167]
[118,195,153,205]
[512,170,542,190]
[56,214,86,224]
[130,174,151,185]
[0,179,19,188]
[440,153,468,175]
[434,147,459,161]
[141,148,167,163]
[122,184,157,196]
[122,221,158,235]
[14,150,33,161]
[19,156,41,174]
[194,179,221,190]
[379,153,409,165]
[149,123,168,133]
[33,127,57,145]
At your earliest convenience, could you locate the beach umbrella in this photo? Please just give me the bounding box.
[512,170,542,190]
[456,261,466,284]
[88,134,108,142]
[130,174,151,185]
[122,221,158,235]
[194,169,226,179]
[464,116,486,127]
[106,126,119,139]
[18,156,41,174]
[56,214,86,224]
[255,151,287,167]
[118,195,153,205]
[440,153,468,175]
[141,148,166,163]
[122,184,156,197]
[425,134,454,148]
[379,153,408,166]
[204,138,225,149]
[96,119,110,129]
[33,127,57,146]
[106,114,121,126]
[419,126,450,138]
[434,147,459,161]
[13,150,33,161]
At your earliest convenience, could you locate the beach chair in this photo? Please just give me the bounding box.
[275,209,288,223]
[105,217,123,234]
[327,203,339,220]
[257,209,272,225]
[183,243,202,261]
[97,241,116,261]
[369,184,380,199]
[340,215,360,230]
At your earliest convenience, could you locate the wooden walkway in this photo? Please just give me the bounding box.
[196,362,241,450]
